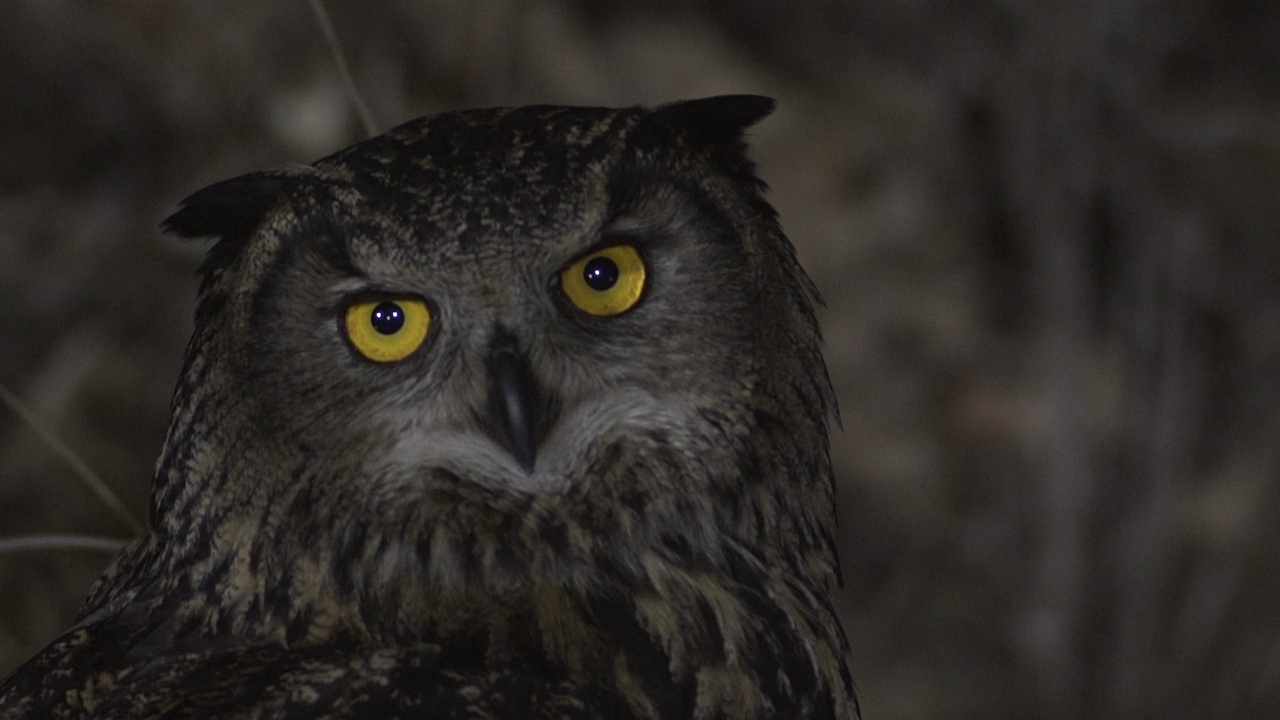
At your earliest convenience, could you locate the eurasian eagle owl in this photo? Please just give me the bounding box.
[0,95,858,719]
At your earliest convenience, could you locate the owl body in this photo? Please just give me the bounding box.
[0,97,857,718]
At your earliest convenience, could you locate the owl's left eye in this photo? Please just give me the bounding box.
[560,244,647,316]
[343,296,431,363]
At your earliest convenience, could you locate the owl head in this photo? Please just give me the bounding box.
[146,96,837,636]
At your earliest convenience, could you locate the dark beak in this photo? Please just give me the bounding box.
[488,345,538,473]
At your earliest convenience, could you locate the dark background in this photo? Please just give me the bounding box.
[2,1,1277,717]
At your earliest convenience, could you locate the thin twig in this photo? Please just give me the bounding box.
[0,382,145,536]
[307,0,378,138]
[0,534,130,555]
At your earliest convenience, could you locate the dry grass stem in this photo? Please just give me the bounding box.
[0,534,129,556]
[0,383,145,536]
[307,0,378,138]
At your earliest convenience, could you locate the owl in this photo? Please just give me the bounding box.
[0,96,857,718]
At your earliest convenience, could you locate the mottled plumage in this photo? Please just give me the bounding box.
[0,96,857,718]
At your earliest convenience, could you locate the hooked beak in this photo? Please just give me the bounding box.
[488,344,538,473]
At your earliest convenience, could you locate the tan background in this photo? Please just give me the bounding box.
[2,1,1278,717]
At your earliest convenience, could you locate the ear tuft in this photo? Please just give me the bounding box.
[161,171,304,240]
[650,95,776,145]
[162,170,308,288]
[647,95,777,196]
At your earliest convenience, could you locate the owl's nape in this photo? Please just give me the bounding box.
[0,96,858,719]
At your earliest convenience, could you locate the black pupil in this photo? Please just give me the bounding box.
[583,257,619,291]
[370,302,405,335]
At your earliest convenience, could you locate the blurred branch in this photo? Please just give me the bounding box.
[1000,4,1106,711]
[1108,209,1209,714]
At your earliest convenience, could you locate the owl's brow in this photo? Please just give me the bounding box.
[602,215,650,235]
[329,277,377,295]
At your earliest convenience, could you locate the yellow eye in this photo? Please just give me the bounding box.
[560,244,647,316]
[343,296,431,363]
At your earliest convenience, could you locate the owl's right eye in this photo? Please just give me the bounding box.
[343,296,431,363]
[559,244,647,316]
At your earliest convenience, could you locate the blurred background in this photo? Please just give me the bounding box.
[2,1,1277,717]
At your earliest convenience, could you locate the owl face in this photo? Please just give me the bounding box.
[158,97,834,597]
[232,110,752,486]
